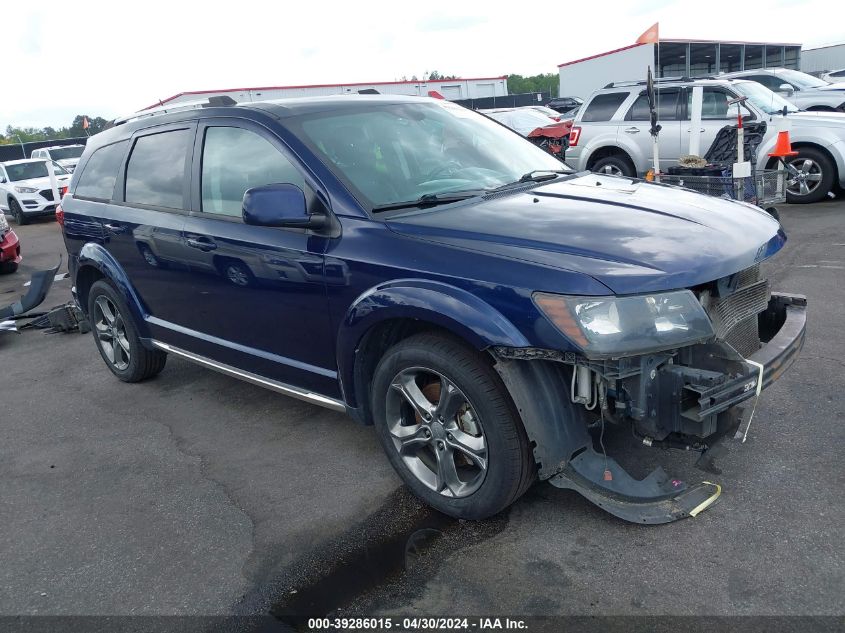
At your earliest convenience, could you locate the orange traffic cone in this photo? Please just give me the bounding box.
[768,131,799,158]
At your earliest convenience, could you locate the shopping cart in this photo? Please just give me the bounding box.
[659,167,787,208]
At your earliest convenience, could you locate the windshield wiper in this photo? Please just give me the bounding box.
[489,169,568,192]
[371,191,484,213]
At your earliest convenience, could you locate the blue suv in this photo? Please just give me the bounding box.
[61,96,806,524]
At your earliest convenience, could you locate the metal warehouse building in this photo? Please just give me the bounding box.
[145,76,509,109]
[801,43,845,75]
[558,39,802,100]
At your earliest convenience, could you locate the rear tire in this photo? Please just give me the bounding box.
[9,199,28,225]
[591,155,635,178]
[87,280,166,382]
[0,261,18,274]
[371,332,535,519]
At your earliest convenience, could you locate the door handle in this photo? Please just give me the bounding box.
[687,128,706,133]
[624,127,641,134]
[103,222,126,234]
[186,237,217,251]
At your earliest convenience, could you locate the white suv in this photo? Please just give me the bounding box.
[0,159,71,224]
[566,78,845,203]
[31,144,86,173]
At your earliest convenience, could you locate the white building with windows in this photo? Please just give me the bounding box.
[558,39,802,100]
[144,76,509,109]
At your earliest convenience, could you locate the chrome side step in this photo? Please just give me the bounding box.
[151,340,346,412]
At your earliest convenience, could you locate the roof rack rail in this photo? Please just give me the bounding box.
[114,95,238,126]
[603,76,691,88]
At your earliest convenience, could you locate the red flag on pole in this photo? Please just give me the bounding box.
[82,116,90,130]
[636,22,659,44]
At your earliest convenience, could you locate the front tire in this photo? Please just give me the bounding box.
[371,333,535,519]
[88,280,167,382]
[9,199,28,225]
[785,148,834,204]
[0,261,18,274]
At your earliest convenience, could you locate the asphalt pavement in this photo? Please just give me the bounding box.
[0,201,842,626]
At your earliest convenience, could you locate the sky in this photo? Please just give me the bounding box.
[4,0,842,130]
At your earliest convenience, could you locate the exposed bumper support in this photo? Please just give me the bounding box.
[549,449,722,524]
[691,293,806,420]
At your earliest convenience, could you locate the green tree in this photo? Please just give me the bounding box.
[506,73,559,97]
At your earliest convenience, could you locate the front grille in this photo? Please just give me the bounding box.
[705,265,770,358]
[40,189,54,201]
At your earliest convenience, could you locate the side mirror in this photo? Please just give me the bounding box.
[242,183,326,229]
[779,83,795,96]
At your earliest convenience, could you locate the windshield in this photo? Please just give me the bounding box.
[5,161,69,181]
[484,109,556,136]
[769,69,828,89]
[48,146,85,160]
[733,81,800,115]
[293,101,568,210]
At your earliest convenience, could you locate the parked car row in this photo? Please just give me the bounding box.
[565,75,845,203]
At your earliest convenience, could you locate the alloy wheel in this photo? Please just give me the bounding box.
[786,157,823,197]
[385,367,488,498]
[598,164,623,176]
[226,264,250,286]
[93,295,131,371]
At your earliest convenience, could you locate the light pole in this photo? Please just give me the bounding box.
[14,135,26,158]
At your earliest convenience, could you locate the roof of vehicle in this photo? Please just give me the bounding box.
[1,158,49,166]
[115,94,448,127]
[36,144,86,150]
[596,77,754,92]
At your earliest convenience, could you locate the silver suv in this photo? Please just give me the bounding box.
[567,77,845,203]
[719,68,845,113]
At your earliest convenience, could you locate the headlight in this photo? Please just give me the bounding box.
[534,290,714,358]
[0,214,8,231]
[14,186,38,193]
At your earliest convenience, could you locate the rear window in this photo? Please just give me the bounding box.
[125,130,191,209]
[581,92,628,122]
[75,141,128,200]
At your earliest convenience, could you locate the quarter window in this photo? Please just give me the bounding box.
[74,140,129,200]
[581,93,628,122]
[201,126,305,217]
[125,130,191,209]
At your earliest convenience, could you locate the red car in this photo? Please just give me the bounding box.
[0,216,21,273]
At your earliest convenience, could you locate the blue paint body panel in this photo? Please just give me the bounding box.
[61,97,786,410]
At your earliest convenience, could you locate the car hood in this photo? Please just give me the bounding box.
[386,174,785,295]
[814,82,845,92]
[787,110,845,129]
[56,158,78,166]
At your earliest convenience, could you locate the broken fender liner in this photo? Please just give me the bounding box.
[549,449,721,524]
[0,258,61,321]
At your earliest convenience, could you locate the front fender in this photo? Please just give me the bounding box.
[337,278,530,406]
[77,242,149,337]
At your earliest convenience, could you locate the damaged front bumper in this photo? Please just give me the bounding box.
[494,292,806,525]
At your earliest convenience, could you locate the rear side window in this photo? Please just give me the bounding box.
[581,93,628,122]
[201,126,305,217]
[75,140,129,200]
[125,130,191,209]
[626,89,681,121]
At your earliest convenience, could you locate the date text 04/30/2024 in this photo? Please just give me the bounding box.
[307,617,528,630]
